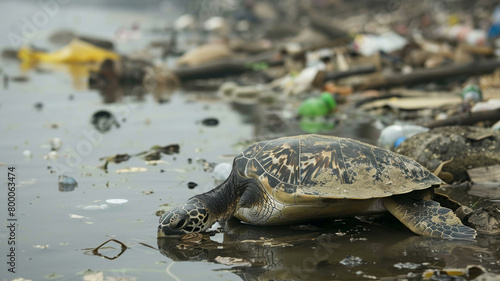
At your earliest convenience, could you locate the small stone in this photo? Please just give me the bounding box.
[187,182,198,189]
[201,118,219,126]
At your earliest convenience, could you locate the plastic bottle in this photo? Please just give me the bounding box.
[299,117,335,133]
[378,124,429,150]
[297,92,336,117]
[18,38,119,63]
[461,84,482,103]
[212,162,232,181]
[488,6,500,39]
[492,120,500,131]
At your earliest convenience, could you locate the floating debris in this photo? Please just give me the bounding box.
[142,189,154,195]
[44,151,58,160]
[88,238,127,260]
[339,255,365,267]
[142,150,161,161]
[91,110,120,133]
[18,38,119,63]
[201,118,219,126]
[215,256,252,266]
[153,144,180,155]
[187,182,198,189]
[115,167,147,173]
[155,203,170,217]
[106,199,128,204]
[82,272,103,281]
[394,262,421,270]
[44,273,63,280]
[212,162,232,181]
[49,138,62,151]
[69,214,89,219]
[83,204,108,210]
[34,102,43,111]
[423,265,487,280]
[58,175,77,192]
[23,150,32,158]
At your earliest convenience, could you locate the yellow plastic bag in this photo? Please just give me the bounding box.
[18,38,119,63]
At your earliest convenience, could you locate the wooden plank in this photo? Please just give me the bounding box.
[467,165,500,183]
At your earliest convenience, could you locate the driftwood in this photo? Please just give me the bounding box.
[323,64,377,82]
[172,59,251,81]
[358,60,500,90]
[173,38,354,81]
[425,108,500,128]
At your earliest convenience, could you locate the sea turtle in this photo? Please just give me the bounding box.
[158,134,476,240]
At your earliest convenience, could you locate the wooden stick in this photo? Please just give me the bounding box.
[323,64,377,82]
[425,108,500,128]
[359,60,500,90]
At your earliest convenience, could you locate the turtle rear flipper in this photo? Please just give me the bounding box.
[383,197,477,240]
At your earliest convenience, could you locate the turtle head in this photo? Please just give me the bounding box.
[158,197,214,237]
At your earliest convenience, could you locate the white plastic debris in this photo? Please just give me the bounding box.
[394,262,421,269]
[281,63,325,95]
[44,151,58,160]
[471,99,500,112]
[175,14,196,31]
[50,137,62,151]
[212,162,232,181]
[83,204,108,210]
[23,150,32,158]
[492,120,500,131]
[115,167,147,173]
[378,124,429,150]
[339,255,365,267]
[106,199,128,204]
[204,17,229,34]
[69,214,88,219]
[354,32,408,56]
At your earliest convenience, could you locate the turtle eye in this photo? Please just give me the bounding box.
[170,213,189,230]
[175,218,187,229]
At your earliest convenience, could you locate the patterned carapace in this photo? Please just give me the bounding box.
[234,134,439,200]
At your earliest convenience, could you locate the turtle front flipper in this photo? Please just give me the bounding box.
[383,197,477,240]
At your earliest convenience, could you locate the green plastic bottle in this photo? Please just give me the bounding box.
[297,92,337,117]
[461,84,482,102]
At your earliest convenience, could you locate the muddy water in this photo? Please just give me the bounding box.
[1,1,500,281]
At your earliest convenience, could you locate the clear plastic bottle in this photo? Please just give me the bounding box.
[378,124,429,150]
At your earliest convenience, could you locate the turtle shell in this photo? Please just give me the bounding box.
[234,134,442,204]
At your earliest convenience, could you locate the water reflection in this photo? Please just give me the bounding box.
[157,218,500,281]
[89,59,177,104]
[20,61,96,90]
